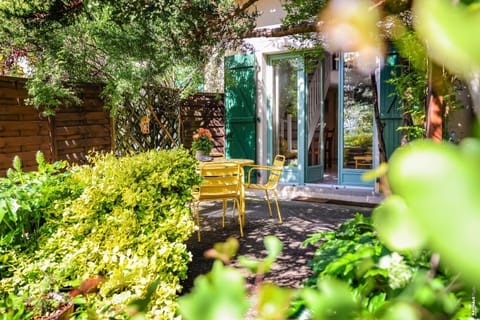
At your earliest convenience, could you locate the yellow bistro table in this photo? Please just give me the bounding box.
[197,158,254,223]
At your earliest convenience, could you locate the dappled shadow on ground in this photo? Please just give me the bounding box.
[181,198,373,294]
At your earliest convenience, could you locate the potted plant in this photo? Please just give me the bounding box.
[192,128,214,159]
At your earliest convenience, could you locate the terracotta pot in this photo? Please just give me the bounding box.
[34,293,74,320]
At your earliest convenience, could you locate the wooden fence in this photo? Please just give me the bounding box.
[0,76,225,176]
[180,93,225,154]
[113,88,225,156]
[0,76,111,176]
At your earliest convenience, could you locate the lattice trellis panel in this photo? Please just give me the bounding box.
[114,87,180,155]
[114,87,225,155]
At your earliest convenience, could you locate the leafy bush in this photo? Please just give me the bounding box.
[0,152,83,248]
[177,215,478,320]
[0,152,84,284]
[292,213,475,319]
[0,148,201,319]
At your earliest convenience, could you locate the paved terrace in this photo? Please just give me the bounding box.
[182,185,383,294]
[276,183,384,205]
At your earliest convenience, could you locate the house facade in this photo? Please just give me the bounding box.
[221,0,401,190]
[220,0,469,190]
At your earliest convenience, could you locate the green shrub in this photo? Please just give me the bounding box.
[0,148,201,319]
[292,214,474,319]
[0,152,84,283]
[0,152,83,249]
[177,215,477,320]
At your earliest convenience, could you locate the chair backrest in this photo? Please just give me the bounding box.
[266,155,286,187]
[272,154,286,167]
[198,163,241,198]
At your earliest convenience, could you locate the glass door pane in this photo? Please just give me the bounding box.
[272,58,299,167]
[342,52,374,171]
[305,58,324,183]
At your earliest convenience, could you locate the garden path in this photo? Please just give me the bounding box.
[181,197,374,293]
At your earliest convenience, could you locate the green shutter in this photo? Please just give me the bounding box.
[224,54,256,161]
[380,51,402,159]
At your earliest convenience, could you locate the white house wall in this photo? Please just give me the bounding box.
[253,0,286,28]
[205,1,286,93]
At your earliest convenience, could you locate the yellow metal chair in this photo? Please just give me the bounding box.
[245,155,285,223]
[191,162,243,241]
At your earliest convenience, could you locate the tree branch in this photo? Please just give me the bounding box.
[242,21,317,38]
[215,0,260,26]
[11,0,85,22]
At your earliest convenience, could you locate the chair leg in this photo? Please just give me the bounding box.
[194,201,201,242]
[235,196,245,226]
[272,190,283,224]
[235,199,244,237]
[240,203,245,226]
[232,200,239,223]
[231,199,237,220]
[222,200,227,228]
[264,190,273,217]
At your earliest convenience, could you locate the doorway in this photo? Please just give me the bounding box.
[268,55,304,183]
[266,52,376,187]
[303,51,377,187]
[337,52,375,187]
[321,90,339,184]
[267,53,331,185]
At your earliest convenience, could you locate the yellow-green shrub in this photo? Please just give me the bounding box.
[1,148,201,319]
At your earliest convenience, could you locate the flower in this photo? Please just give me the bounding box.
[378,252,413,289]
[191,128,214,154]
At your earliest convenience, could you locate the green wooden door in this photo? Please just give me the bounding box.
[224,54,256,161]
[380,51,402,160]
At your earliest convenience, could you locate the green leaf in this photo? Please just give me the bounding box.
[178,260,248,320]
[237,256,261,274]
[387,139,480,285]
[128,278,160,313]
[362,162,388,182]
[204,237,239,264]
[301,278,358,320]
[256,283,293,320]
[238,236,283,275]
[373,195,426,252]
[413,0,480,77]
[264,235,283,259]
[380,301,420,320]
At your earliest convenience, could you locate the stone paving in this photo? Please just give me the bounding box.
[181,195,376,293]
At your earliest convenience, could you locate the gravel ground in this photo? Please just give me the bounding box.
[181,197,374,294]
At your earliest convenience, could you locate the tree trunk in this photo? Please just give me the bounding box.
[425,62,445,142]
[371,73,388,163]
[371,73,391,195]
[425,93,444,142]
